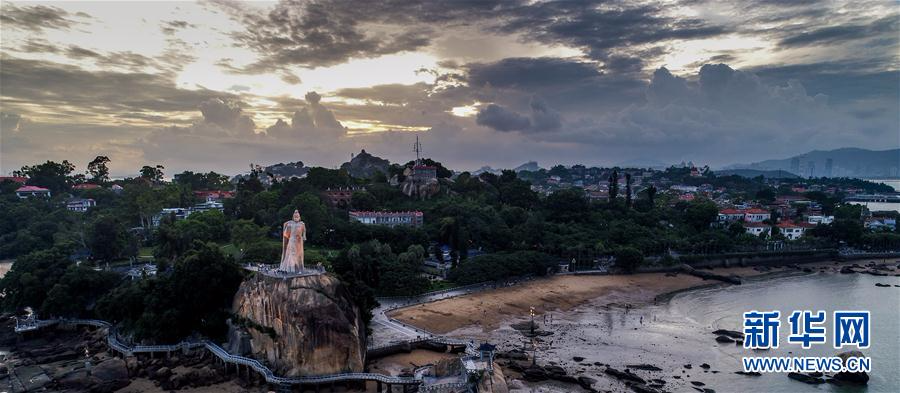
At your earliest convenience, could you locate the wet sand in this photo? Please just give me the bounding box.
[390,259,899,392]
[389,266,765,334]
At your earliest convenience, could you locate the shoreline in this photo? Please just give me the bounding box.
[389,258,898,336]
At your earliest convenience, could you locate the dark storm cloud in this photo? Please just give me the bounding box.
[0,55,233,116]
[476,97,562,133]
[751,60,900,104]
[213,0,437,71]
[0,3,89,32]
[467,57,601,89]
[494,1,728,64]
[476,104,531,132]
[216,0,727,73]
[778,16,899,48]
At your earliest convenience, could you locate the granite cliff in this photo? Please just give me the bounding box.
[229,273,366,376]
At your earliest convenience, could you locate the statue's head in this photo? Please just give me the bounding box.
[292,209,301,221]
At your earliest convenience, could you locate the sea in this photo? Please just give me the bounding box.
[667,272,900,392]
[849,179,900,213]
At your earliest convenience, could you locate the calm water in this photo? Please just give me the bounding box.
[871,179,900,192]
[848,201,900,213]
[667,272,900,392]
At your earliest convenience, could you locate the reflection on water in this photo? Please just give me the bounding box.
[666,273,900,392]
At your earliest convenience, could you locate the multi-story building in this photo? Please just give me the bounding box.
[349,210,424,227]
[743,208,771,223]
[324,187,356,207]
[66,198,96,212]
[776,222,813,240]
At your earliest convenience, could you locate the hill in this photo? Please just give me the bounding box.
[340,149,390,178]
[726,148,899,178]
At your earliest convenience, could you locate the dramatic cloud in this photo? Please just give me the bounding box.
[0,55,232,119]
[0,3,89,32]
[1,0,897,175]
[476,97,562,133]
[476,104,532,132]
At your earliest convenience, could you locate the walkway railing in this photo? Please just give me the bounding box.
[12,317,419,386]
[242,263,325,279]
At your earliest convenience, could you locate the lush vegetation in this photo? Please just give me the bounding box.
[1,155,897,342]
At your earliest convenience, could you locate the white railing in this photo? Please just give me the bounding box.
[12,317,420,386]
[242,263,326,279]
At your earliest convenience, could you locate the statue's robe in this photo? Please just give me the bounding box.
[280,220,306,272]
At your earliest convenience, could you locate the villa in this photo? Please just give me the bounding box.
[15,185,51,199]
[65,198,96,212]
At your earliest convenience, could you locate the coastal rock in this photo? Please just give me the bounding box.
[628,364,663,371]
[787,372,825,384]
[833,351,869,385]
[715,335,734,343]
[679,264,741,285]
[874,283,890,287]
[230,273,366,376]
[578,376,597,390]
[604,367,645,384]
[735,371,761,376]
[712,329,744,340]
[700,363,710,369]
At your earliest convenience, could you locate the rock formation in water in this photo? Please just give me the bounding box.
[229,274,366,376]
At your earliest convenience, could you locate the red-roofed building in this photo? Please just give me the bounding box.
[743,208,771,223]
[193,190,235,203]
[324,187,355,207]
[0,176,27,184]
[16,186,51,199]
[718,208,771,223]
[776,222,814,240]
[349,210,423,227]
[718,208,745,222]
[73,183,101,190]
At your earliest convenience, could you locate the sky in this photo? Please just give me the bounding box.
[1,0,898,177]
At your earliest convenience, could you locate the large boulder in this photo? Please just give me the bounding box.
[833,350,869,385]
[230,273,366,376]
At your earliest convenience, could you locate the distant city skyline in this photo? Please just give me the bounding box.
[1,1,898,176]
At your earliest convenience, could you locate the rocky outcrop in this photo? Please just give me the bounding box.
[340,149,390,178]
[230,274,366,376]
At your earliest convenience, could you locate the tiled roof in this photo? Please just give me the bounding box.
[16,185,50,192]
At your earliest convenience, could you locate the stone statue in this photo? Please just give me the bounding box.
[279,210,306,272]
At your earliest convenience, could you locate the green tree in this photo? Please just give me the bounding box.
[88,214,136,262]
[140,165,165,183]
[15,160,76,194]
[614,247,644,273]
[86,155,111,184]
[683,200,719,231]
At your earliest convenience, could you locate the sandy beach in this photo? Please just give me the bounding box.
[389,259,900,392]
[389,265,766,334]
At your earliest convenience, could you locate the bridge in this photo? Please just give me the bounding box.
[12,317,422,390]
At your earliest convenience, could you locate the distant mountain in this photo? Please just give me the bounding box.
[715,169,800,179]
[615,158,668,169]
[726,148,900,178]
[514,161,541,172]
[340,149,390,178]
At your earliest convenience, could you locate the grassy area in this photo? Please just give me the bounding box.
[426,280,458,292]
[138,247,154,258]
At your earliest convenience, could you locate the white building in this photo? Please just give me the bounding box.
[65,198,96,212]
[744,222,770,236]
[15,185,51,199]
[807,215,834,225]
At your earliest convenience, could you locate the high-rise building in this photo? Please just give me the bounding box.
[807,161,816,178]
[825,158,833,177]
[790,157,801,174]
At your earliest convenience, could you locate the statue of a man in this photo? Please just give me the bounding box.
[279,210,306,272]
